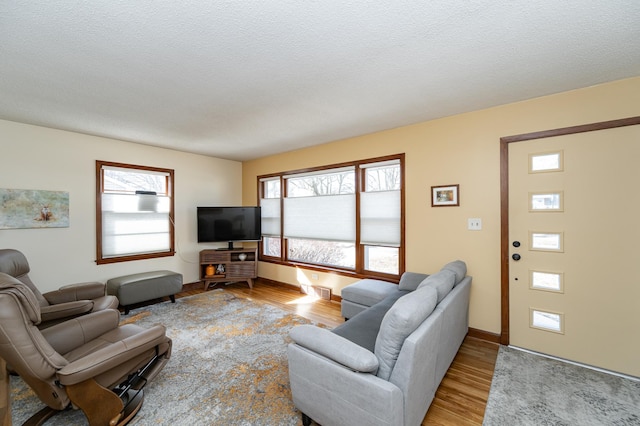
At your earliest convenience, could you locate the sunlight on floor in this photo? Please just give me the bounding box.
[286,294,321,315]
[286,295,321,305]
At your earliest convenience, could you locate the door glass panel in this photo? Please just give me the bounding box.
[530,192,563,211]
[530,270,563,292]
[530,232,563,252]
[529,151,563,173]
[531,309,564,333]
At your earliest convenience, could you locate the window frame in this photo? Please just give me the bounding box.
[96,160,175,264]
[257,154,405,282]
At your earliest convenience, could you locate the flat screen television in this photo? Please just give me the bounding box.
[197,206,262,249]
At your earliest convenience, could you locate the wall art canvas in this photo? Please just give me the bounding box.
[0,189,69,229]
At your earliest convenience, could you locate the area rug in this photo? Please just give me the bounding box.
[10,289,319,425]
[483,346,640,425]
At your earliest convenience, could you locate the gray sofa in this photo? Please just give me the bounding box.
[287,260,471,426]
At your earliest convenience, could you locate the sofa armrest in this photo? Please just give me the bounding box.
[41,309,121,355]
[43,282,106,304]
[288,342,403,426]
[56,325,167,385]
[290,324,378,373]
[40,301,93,322]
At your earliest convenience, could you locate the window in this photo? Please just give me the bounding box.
[260,177,282,258]
[360,160,402,274]
[96,161,175,264]
[258,154,404,280]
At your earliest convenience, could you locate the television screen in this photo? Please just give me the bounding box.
[197,206,262,243]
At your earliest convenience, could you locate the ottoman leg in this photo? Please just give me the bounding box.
[169,295,176,303]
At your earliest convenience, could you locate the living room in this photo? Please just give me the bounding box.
[3,75,640,425]
[2,2,640,425]
[3,76,640,338]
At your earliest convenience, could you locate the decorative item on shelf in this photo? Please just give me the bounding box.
[216,264,225,274]
[238,253,247,261]
[205,264,214,276]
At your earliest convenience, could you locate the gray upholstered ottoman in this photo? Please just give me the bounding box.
[107,270,183,314]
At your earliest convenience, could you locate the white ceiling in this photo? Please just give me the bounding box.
[1,1,639,161]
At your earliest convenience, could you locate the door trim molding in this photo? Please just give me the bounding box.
[499,116,640,345]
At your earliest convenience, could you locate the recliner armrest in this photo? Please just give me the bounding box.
[43,282,106,304]
[290,324,379,373]
[56,324,168,385]
[40,300,93,322]
[41,309,121,355]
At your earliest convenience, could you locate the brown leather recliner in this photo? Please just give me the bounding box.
[0,249,119,328]
[0,272,172,425]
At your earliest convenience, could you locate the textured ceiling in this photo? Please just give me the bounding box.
[1,1,640,161]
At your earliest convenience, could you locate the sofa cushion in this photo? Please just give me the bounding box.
[441,260,467,286]
[397,271,429,292]
[374,285,438,380]
[333,290,408,352]
[417,269,456,304]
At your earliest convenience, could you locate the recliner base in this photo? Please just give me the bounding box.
[21,387,144,426]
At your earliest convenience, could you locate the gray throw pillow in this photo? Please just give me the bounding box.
[417,269,456,303]
[397,271,429,291]
[373,285,438,380]
[441,260,467,285]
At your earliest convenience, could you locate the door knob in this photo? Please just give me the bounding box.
[512,253,521,261]
[513,241,521,247]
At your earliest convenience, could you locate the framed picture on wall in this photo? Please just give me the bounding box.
[0,188,70,229]
[431,184,459,207]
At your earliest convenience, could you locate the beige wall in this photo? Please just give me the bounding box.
[1,76,638,334]
[242,76,640,334]
[0,120,242,289]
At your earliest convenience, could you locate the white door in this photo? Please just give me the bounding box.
[508,124,640,377]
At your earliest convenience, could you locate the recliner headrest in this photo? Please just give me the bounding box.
[0,272,41,324]
[0,249,31,278]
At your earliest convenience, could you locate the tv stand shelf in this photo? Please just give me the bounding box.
[199,248,257,290]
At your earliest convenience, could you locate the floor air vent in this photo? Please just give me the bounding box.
[300,284,332,301]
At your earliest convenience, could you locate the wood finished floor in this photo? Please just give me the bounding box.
[161,278,499,425]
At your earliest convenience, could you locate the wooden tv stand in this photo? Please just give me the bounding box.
[199,248,257,290]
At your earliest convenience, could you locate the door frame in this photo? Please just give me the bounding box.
[499,116,640,345]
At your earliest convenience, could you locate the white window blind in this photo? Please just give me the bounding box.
[360,158,401,247]
[260,197,281,236]
[360,190,401,246]
[101,193,171,257]
[284,194,356,242]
